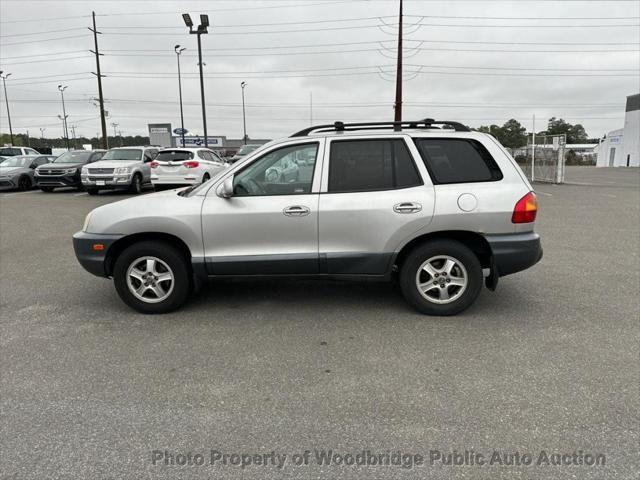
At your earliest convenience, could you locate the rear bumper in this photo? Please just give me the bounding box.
[73,231,124,277]
[485,232,543,277]
[151,175,199,185]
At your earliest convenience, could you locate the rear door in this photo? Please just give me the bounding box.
[318,135,434,274]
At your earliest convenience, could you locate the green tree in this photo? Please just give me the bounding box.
[475,119,527,149]
[542,117,589,143]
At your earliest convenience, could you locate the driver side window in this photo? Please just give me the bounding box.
[233,143,318,197]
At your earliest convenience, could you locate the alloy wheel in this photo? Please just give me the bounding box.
[415,255,468,304]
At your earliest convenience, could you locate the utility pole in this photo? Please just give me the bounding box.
[26,130,30,147]
[310,91,313,125]
[183,13,210,147]
[90,11,108,150]
[118,130,123,147]
[240,81,247,144]
[58,85,70,150]
[70,125,77,149]
[174,45,186,147]
[393,0,403,123]
[531,114,536,182]
[0,71,14,145]
[39,127,46,142]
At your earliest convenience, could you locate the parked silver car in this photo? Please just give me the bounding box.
[0,155,53,191]
[73,119,542,315]
[81,146,159,195]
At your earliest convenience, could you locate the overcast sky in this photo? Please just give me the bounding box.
[1,0,639,141]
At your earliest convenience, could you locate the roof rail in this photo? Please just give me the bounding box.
[290,118,470,137]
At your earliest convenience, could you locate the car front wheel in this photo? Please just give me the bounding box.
[113,240,190,314]
[129,174,142,194]
[399,240,483,316]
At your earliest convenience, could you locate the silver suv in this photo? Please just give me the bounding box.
[81,146,159,195]
[73,120,542,315]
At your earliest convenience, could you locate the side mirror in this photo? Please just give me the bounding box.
[218,176,234,198]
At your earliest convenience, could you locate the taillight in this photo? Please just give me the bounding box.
[183,161,199,169]
[512,192,538,223]
[149,161,158,168]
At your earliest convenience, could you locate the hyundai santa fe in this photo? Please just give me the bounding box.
[73,119,542,315]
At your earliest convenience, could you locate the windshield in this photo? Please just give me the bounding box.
[0,147,22,156]
[156,150,194,161]
[237,145,259,155]
[101,149,142,161]
[0,156,30,168]
[53,151,93,163]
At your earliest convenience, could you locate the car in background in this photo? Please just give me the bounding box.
[35,150,106,192]
[81,146,159,195]
[150,148,227,190]
[0,155,52,191]
[228,144,261,163]
[0,146,41,157]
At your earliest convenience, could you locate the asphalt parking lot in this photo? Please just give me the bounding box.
[1,167,638,479]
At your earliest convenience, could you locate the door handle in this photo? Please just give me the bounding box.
[393,202,422,214]
[283,205,310,217]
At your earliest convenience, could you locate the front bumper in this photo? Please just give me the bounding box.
[35,173,81,187]
[81,174,132,188]
[485,232,543,277]
[73,231,124,277]
[0,177,17,190]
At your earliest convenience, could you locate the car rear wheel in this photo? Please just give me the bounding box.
[113,241,190,314]
[202,173,210,184]
[17,176,31,191]
[39,186,54,193]
[129,174,142,194]
[399,240,482,316]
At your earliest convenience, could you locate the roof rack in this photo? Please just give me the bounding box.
[291,118,470,137]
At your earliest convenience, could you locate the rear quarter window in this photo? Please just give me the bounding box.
[414,138,503,184]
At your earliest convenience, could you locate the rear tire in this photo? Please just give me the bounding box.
[17,176,31,191]
[113,241,190,314]
[399,240,483,316]
[86,188,99,195]
[39,186,54,193]
[202,173,210,184]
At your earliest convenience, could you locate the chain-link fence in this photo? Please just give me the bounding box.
[513,134,566,184]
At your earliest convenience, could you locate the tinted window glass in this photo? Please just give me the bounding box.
[414,138,502,184]
[156,150,194,161]
[101,149,142,161]
[328,139,421,193]
[233,143,318,196]
[0,148,22,156]
[53,151,93,163]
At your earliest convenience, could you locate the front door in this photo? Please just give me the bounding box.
[201,140,324,275]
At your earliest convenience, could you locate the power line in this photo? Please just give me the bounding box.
[2,34,91,46]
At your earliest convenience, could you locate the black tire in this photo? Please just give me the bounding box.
[113,240,190,314]
[86,188,99,195]
[129,173,142,194]
[201,173,210,184]
[399,240,482,316]
[39,186,54,193]
[17,175,31,191]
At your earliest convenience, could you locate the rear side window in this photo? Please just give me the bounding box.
[414,138,502,184]
[328,139,422,193]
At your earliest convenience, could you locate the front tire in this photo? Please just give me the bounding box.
[129,173,142,194]
[39,186,54,193]
[113,241,190,314]
[399,240,482,316]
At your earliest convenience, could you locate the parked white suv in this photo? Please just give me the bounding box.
[73,120,542,315]
[81,146,159,195]
[150,147,227,190]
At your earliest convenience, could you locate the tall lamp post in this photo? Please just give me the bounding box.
[182,13,210,147]
[111,122,120,146]
[58,85,70,150]
[39,128,46,142]
[174,44,187,147]
[0,71,14,145]
[240,81,248,144]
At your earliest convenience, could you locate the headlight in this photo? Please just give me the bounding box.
[82,211,93,232]
[64,168,78,174]
[81,167,88,174]
[114,167,131,175]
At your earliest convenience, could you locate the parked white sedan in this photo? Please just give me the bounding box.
[150,148,227,189]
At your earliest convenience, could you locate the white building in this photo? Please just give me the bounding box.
[597,93,639,167]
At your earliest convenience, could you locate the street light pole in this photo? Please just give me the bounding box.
[0,71,14,145]
[241,81,247,144]
[174,44,186,147]
[183,13,210,147]
[39,128,46,142]
[58,85,70,150]
[111,122,119,146]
